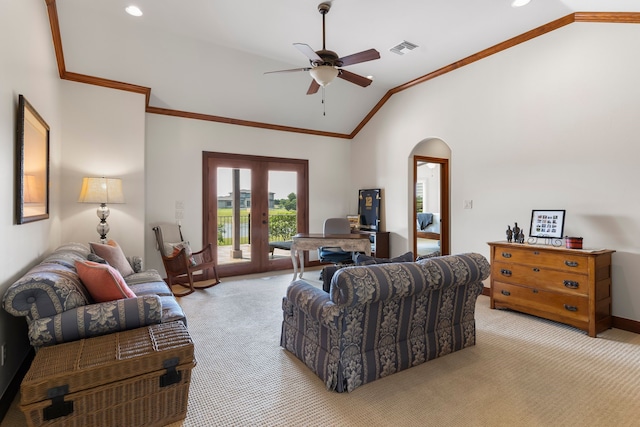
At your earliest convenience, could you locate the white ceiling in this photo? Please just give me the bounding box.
[55,0,640,136]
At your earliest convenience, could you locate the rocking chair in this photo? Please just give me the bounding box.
[152,223,220,297]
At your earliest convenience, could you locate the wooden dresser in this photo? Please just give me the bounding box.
[488,241,615,337]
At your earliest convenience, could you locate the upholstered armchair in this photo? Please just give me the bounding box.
[281,253,490,392]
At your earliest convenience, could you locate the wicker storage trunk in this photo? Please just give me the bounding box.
[19,321,195,427]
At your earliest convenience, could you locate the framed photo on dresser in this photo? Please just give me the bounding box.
[529,209,565,239]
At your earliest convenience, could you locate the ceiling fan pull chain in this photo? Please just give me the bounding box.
[322,87,326,116]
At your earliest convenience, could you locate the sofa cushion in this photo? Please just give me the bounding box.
[90,240,135,277]
[75,260,136,302]
[127,281,174,297]
[159,296,187,326]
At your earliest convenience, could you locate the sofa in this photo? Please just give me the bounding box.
[2,242,186,348]
[281,252,490,392]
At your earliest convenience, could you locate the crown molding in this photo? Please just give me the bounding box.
[43,1,640,139]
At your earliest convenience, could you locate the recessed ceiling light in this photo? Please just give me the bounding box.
[125,5,143,17]
[511,0,531,7]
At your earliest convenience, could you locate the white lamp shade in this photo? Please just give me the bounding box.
[78,177,125,204]
[309,66,339,87]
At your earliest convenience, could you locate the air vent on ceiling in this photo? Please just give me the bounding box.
[390,40,419,55]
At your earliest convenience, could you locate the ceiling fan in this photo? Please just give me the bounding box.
[265,2,380,95]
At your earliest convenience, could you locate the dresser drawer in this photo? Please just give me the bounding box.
[492,281,589,323]
[493,246,588,274]
[492,261,588,296]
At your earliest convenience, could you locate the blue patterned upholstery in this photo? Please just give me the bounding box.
[281,253,490,392]
[2,243,186,347]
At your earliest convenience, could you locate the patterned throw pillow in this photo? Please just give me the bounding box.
[89,240,135,277]
[354,251,414,265]
[416,251,441,261]
[75,260,136,302]
[166,241,197,266]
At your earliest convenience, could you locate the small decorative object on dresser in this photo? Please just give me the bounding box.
[488,241,615,337]
[565,236,583,249]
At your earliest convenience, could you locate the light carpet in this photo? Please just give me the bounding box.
[3,269,640,426]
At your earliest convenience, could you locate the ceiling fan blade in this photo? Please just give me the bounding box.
[337,69,373,87]
[264,67,311,75]
[294,43,322,62]
[306,79,320,95]
[339,49,380,67]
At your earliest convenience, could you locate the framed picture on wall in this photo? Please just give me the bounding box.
[529,209,565,239]
[16,95,50,224]
[358,188,381,231]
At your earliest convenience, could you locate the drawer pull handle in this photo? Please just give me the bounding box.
[564,280,579,289]
[501,290,511,296]
[500,269,512,277]
[533,251,540,255]
[501,252,512,258]
[565,260,579,268]
[532,267,540,272]
[564,304,578,312]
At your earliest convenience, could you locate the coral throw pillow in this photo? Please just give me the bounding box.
[75,260,136,302]
[89,240,135,277]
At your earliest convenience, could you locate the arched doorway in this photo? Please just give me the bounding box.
[410,138,451,257]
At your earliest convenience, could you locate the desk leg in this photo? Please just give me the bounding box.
[291,249,298,281]
[291,249,305,280]
[299,250,305,279]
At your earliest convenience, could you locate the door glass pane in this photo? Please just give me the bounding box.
[217,167,251,265]
[416,162,441,256]
[268,170,297,259]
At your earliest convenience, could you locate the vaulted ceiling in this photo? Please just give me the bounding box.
[49,0,640,138]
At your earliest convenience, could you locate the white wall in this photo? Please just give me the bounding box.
[144,114,352,274]
[351,23,640,322]
[0,0,62,399]
[60,82,146,256]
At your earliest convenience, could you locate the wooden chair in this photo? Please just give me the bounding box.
[152,224,220,296]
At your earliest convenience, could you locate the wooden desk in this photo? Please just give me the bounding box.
[291,233,371,280]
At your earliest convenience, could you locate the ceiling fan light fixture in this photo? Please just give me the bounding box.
[511,0,531,7]
[309,66,339,87]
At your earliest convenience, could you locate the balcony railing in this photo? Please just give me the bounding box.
[217,213,296,245]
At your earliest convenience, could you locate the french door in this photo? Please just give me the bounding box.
[203,152,308,277]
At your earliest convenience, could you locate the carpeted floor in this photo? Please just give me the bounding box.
[3,269,640,426]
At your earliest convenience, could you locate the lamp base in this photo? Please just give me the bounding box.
[96,203,111,243]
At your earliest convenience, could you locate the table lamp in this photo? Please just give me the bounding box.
[78,177,125,243]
